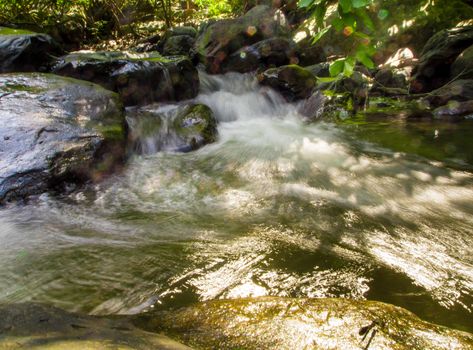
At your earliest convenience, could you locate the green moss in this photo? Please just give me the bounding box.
[62,51,177,64]
[95,124,126,142]
[0,83,46,94]
[174,104,217,144]
[0,27,36,35]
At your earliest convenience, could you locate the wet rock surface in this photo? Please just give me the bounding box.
[53,51,199,106]
[127,103,217,153]
[258,64,316,101]
[0,27,63,73]
[0,73,126,203]
[0,303,191,350]
[138,297,473,350]
[194,5,290,73]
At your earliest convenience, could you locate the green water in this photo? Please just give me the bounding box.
[0,73,472,334]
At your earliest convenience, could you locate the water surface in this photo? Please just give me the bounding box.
[1,72,472,333]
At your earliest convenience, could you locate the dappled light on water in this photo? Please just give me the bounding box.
[0,72,472,332]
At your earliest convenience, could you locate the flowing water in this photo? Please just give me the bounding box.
[1,72,473,333]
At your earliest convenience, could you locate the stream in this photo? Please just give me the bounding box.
[1,72,473,333]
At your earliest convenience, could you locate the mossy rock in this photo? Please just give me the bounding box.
[194,5,290,73]
[411,25,473,93]
[258,64,316,101]
[173,104,218,151]
[0,26,63,73]
[136,297,473,350]
[0,73,126,203]
[53,51,199,106]
[126,103,217,154]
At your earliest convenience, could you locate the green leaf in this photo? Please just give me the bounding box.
[330,59,345,77]
[356,49,374,69]
[313,4,327,27]
[332,17,344,31]
[311,25,331,44]
[352,0,372,8]
[355,8,375,31]
[317,76,340,83]
[338,0,352,13]
[298,0,324,8]
[343,56,356,76]
[298,0,313,8]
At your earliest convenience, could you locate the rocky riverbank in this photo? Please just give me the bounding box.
[2,298,473,349]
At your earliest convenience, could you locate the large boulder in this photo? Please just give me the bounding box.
[137,297,473,350]
[53,51,199,106]
[127,103,218,153]
[411,25,473,93]
[137,27,198,56]
[221,37,297,73]
[424,79,473,107]
[161,26,198,57]
[0,27,62,73]
[451,44,473,80]
[162,35,195,56]
[0,73,126,203]
[258,64,316,101]
[194,5,290,73]
[0,303,190,350]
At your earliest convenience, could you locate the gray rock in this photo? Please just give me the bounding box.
[194,5,290,73]
[162,35,195,56]
[0,73,126,203]
[411,25,473,93]
[424,79,473,107]
[298,90,327,121]
[374,68,408,90]
[0,27,63,73]
[304,62,330,78]
[0,303,191,349]
[53,51,199,106]
[434,100,473,120]
[258,64,316,101]
[221,37,297,73]
[127,103,217,154]
[138,297,473,350]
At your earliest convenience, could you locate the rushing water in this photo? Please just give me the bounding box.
[1,72,473,333]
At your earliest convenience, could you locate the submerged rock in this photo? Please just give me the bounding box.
[138,297,473,350]
[0,303,190,350]
[53,51,199,106]
[127,103,217,154]
[0,27,63,73]
[258,64,316,101]
[0,73,126,203]
[434,100,473,120]
[194,5,290,73]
